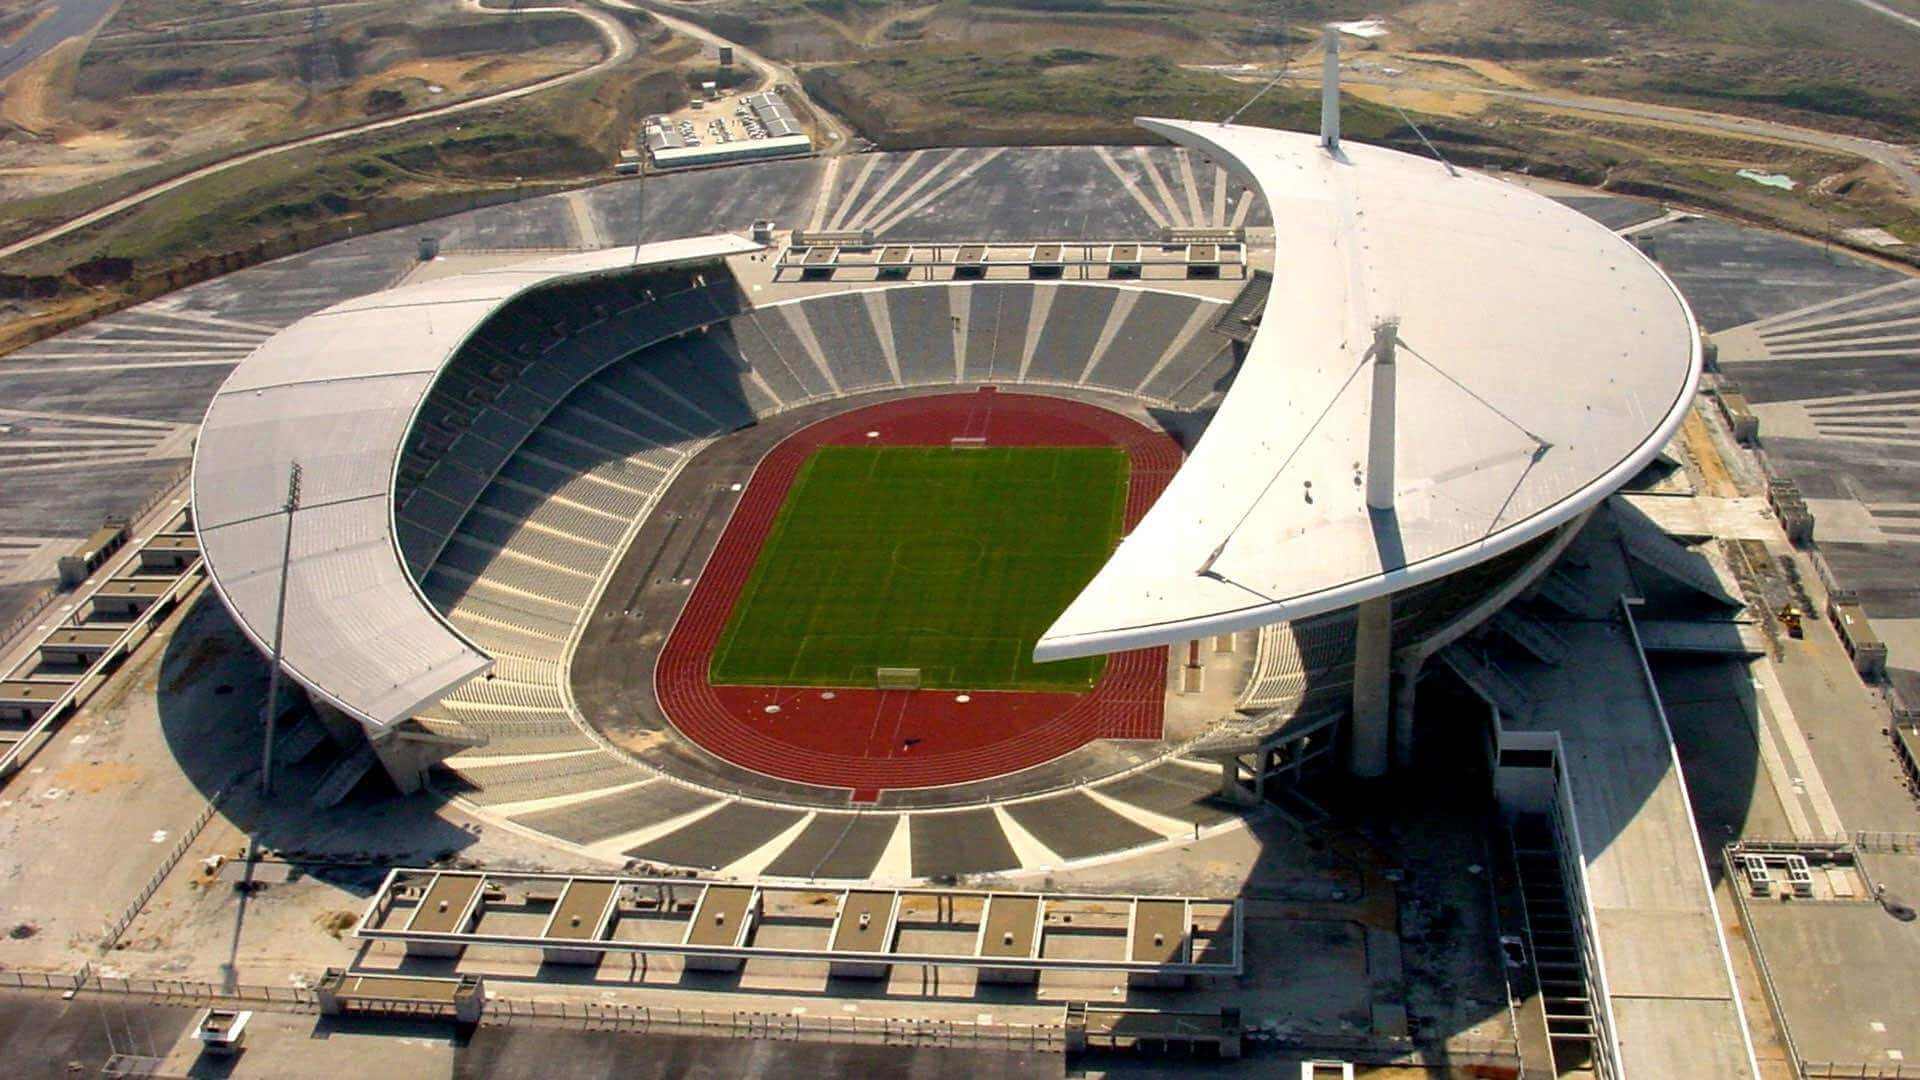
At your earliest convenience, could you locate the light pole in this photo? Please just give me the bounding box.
[259,462,301,796]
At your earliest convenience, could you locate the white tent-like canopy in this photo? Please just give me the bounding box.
[1034,119,1699,661]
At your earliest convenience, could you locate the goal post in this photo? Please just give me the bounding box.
[876,667,922,690]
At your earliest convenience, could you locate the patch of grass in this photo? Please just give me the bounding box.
[710,445,1127,692]
[1641,76,1920,131]
[804,49,1408,148]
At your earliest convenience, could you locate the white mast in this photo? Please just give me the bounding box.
[1320,25,1341,152]
[1366,318,1398,512]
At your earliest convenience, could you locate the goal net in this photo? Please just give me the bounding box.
[876,667,922,690]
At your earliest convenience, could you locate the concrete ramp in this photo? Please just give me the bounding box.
[311,743,378,808]
[1617,518,1742,608]
[1632,619,1767,658]
[1439,645,1533,720]
[1492,609,1571,665]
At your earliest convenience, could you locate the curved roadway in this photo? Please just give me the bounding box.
[1245,63,1920,200]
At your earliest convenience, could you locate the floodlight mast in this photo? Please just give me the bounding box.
[1320,26,1341,152]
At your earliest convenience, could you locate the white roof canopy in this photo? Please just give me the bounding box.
[1034,120,1699,660]
[193,235,760,730]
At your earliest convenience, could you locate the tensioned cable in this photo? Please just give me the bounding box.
[1389,103,1460,178]
[1223,65,1292,127]
[1394,336,1550,449]
[1224,2,1293,126]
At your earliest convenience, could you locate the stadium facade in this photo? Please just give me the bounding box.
[191,116,1698,820]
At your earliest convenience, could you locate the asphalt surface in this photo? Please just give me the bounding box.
[0,0,116,83]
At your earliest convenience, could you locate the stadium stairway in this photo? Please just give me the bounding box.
[456,757,1248,881]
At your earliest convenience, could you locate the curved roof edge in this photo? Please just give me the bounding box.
[192,234,761,730]
[1034,119,1701,661]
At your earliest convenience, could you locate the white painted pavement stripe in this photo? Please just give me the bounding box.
[862,290,903,385]
[0,360,240,375]
[137,306,284,335]
[1082,786,1188,838]
[948,284,969,382]
[1770,334,1920,355]
[0,407,176,429]
[1614,208,1693,237]
[0,444,171,461]
[1093,146,1169,230]
[1211,164,1228,228]
[1077,289,1139,384]
[1808,432,1920,448]
[1803,400,1920,416]
[993,805,1062,869]
[13,348,249,359]
[780,303,842,395]
[1134,300,1222,395]
[804,155,842,233]
[1780,386,1920,408]
[1229,188,1256,229]
[1176,149,1205,230]
[0,454,164,475]
[723,811,818,878]
[1017,284,1058,382]
[859,148,964,236]
[1766,347,1920,361]
[564,190,605,249]
[1745,279,1918,332]
[1813,425,1920,440]
[1761,296,1920,341]
[577,794,726,858]
[1752,658,1845,838]
[86,322,267,343]
[0,438,162,450]
[826,153,882,233]
[867,147,1008,236]
[1133,147,1188,229]
[843,150,923,231]
[1763,312,1920,344]
[1748,678,1814,839]
[872,815,912,881]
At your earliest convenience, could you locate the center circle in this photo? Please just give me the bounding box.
[890,535,986,574]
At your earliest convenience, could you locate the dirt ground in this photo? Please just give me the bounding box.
[0,0,605,205]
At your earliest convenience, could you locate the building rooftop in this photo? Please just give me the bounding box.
[192,235,761,732]
[1035,119,1700,660]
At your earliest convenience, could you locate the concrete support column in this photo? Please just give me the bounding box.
[1391,658,1421,770]
[1349,594,1393,777]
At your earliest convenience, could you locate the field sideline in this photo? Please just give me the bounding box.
[709,444,1127,692]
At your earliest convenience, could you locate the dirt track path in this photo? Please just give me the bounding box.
[0,0,635,265]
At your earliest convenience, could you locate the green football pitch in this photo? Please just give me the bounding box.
[709,445,1128,692]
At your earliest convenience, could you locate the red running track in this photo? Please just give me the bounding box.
[653,389,1179,800]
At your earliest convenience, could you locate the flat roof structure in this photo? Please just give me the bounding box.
[1034,119,1701,660]
[356,870,1242,976]
[687,885,756,948]
[979,895,1040,960]
[543,880,616,941]
[192,235,760,732]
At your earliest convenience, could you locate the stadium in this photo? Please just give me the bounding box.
[189,114,1698,881]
